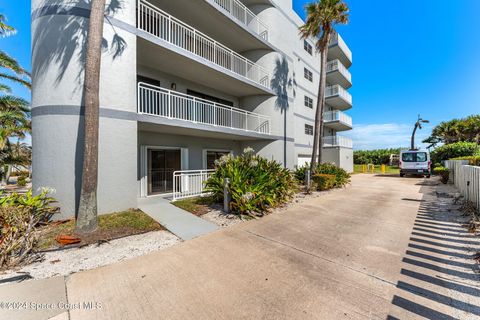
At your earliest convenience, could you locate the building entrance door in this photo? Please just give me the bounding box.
[147,149,181,195]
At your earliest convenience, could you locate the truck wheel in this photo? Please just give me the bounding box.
[400,173,405,177]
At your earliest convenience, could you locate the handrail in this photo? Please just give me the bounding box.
[211,0,268,40]
[137,82,271,134]
[322,136,353,148]
[172,169,215,200]
[137,0,269,88]
[326,59,352,83]
[324,110,352,127]
[326,84,352,104]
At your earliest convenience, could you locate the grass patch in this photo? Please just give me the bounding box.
[37,209,163,250]
[172,196,215,216]
[353,164,400,175]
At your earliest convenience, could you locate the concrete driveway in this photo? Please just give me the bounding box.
[7,174,480,319]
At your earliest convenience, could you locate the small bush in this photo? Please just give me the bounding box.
[450,155,480,166]
[433,166,450,184]
[205,148,297,215]
[431,142,480,164]
[312,174,336,191]
[315,163,351,188]
[293,164,309,182]
[0,189,58,269]
[17,176,27,186]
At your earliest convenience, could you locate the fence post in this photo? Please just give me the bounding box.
[223,178,231,213]
[305,169,311,192]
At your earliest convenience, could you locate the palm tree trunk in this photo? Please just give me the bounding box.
[76,0,106,233]
[310,33,330,172]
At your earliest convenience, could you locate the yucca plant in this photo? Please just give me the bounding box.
[205,148,297,215]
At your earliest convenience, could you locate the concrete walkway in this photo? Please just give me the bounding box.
[138,196,219,240]
[2,175,479,319]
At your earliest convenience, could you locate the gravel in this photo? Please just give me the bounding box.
[0,230,180,284]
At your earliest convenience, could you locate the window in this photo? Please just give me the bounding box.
[304,96,313,109]
[401,152,427,162]
[304,40,312,55]
[305,124,313,136]
[304,67,313,82]
[205,150,230,169]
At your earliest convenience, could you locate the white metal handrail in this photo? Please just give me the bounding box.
[137,0,269,88]
[324,110,352,127]
[211,0,268,40]
[322,136,353,148]
[138,82,271,134]
[329,33,352,63]
[172,169,215,200]
[326,85,352,105]
[326,59,352,83]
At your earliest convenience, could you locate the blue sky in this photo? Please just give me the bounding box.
[2,0,480,149]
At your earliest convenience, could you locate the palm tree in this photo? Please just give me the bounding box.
[0,14,15,37]
[299,0,349,172]
[76,0,107,233]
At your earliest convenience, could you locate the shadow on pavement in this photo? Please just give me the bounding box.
[387,180,480,319]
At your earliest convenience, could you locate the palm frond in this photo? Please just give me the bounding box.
[0,84,11,93]
[0,72,31,88]
[0,95,30,112]
[0,15,15,37]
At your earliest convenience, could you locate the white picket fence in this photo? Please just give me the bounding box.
[172,169,215,200]
[444,160,480,210]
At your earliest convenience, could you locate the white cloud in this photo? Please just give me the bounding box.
[343,123,432,150]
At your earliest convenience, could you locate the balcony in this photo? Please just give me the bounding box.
[323,136,353,148]
[326,59,352,89]
[211,0,268,40]
[325,85,352,110]
[137,0,270,91]
[324,110,352,131]
[137,83,271,135]
[328,33,352,68]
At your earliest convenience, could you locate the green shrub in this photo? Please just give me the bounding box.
[0,189,59,269]
[293,164,309,182]
[315,163,351,188]
[354,148,401,165]
[312,174,336,191]
[450,155,480,166]
[431,142,480,164]
[17,176,27,186]
[204,148,297,215]
[433,166,450,184]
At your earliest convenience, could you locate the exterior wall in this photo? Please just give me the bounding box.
[32,0,138,219]
[31,0,353,218]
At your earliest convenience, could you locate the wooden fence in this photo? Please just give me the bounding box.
[444,160,480,211]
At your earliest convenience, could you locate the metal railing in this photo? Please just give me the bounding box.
[211,0,268,40]
[324,110,352,127]
[322,136,353,148]
[137,0,269,88]
[326,85,352,105]
[326,59,352,83]
[138,83,271,134]
[444,160,480,210]
[172,169,215,200]
[329,32,352,63]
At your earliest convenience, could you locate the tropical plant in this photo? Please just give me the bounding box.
[299,0,349,171]
[315,163,350,187]
[430,142,480,164]
[0,189,58,269]
[432,166,449,184]
[423,115,480,147]
[0,15,31,179]
[312,173,336,190]
[76,0,107,233]
[204,148,297,215]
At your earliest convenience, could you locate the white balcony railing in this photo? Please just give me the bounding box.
[329,32,352,63]
[326,85,352,105]
[138,83,271,134]
[324,110,352,127]
[173,169,214,200]
[137,0,269,88]
[212,0,268,40]
[323,136,353,148]
[326,59,352,83]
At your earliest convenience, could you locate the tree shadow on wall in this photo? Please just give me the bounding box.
[31,0,127,216]
[270,56,296,167]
